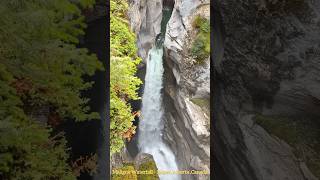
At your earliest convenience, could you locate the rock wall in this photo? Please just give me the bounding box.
[162,0,210,180]
[128,0,211,179]
[128,0,163,62]
[214,0,320,180]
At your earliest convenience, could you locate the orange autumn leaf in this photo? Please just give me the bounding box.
[132,110,141,117]
[122,126,136,141]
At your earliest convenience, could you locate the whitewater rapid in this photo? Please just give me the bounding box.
[138,47,180,180]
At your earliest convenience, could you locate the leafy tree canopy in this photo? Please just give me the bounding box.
[0,0,102,179]
[110,0,142,154]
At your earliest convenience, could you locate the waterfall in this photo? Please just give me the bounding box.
[138,47,180,180]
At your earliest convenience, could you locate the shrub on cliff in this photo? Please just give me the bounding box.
[110,0,142,154]
[191,15,210,64]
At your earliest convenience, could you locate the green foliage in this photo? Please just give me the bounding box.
[0,0,103,121]
[0,0,101,179]
[0,123,75,179]
[0,70,75,179]
[254,115,320,178]
[254,115,298,144]
[110,0,129,19]
[190,98,210,116]
[112,163,138,180]
[110,0,142,154]
[193,15,210,33]
[110,11,137,58]
[138,160,159,180]
[78,0,96,8]
[112,160,159,180]
[191,15,210,64]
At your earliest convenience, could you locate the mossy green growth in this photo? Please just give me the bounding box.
[254,115,300,144]
[190,98,210,116]
[191,15,210,64]
[110,0,142,154]
[254,115,320,178]
[138,160,159,180]
[192,15,210,32]
[112,163,138,180]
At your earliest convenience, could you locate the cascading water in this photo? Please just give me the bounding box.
[138,46,180,180]
[137,4,179,179]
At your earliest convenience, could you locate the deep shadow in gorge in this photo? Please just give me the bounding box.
[212,2,230,180]
[213,157,231,180]
[126,64,146,158]
[62,17,107,180]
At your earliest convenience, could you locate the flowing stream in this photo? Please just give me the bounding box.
[138,46,180,180]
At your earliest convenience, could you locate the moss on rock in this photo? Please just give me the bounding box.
[137,160,159,180]
[191,15,210,64]
[254,114,320,178]
[190,98,210,115]
[112,163,138,180]
[111,153,159,180]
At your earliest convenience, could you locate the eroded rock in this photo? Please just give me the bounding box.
[213,0,320,179]
[162,0,211,179]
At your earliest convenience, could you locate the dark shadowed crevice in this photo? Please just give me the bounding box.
[62,17,107,180]
[212,3,232,180]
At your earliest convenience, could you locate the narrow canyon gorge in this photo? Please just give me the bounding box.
[112,0,320,180]
[125,0,211,179]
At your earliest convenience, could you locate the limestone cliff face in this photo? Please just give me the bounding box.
[214,0,320,180]
[128,0,163,62]
[162,0,210,179]
[128,0,211,179]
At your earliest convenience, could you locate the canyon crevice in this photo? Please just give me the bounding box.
[162,1,210,180]
[129,0,211,180]
[213,0,320,180]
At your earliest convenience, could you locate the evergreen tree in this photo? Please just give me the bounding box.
[0,0,102,179]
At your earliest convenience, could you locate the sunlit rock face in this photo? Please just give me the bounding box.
[128,0,163,62]
[162,0,210,180]
[213,0,320,180]
[128,0,210,179]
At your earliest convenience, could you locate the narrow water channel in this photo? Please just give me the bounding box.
[137,5,179,180]
[138,46,180,180]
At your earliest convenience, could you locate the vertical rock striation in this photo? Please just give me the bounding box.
[128,0,163,62]
[162,0,211,180]
[128,0,211,179]
[214,0,320,180]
